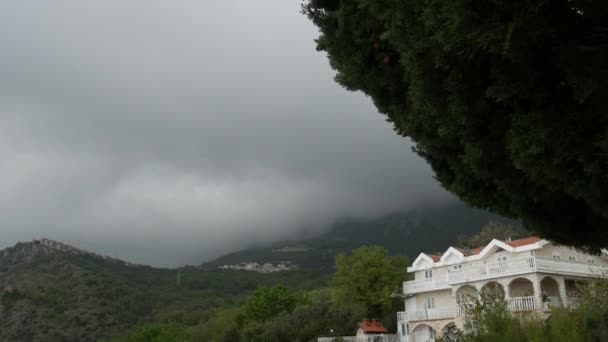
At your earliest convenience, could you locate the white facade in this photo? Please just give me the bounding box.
[396,237,608,342]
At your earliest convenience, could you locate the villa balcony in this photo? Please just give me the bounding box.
[403,278,451,294]
[401,306,465,322]
[397,296,559,323]
[447,257,537,284]
[446,257,607,285]
[508,295,536,311]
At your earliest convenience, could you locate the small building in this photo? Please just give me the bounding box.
[318,319,399,342]
[356,319,392,342]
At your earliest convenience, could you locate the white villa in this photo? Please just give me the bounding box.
[396,237,608,342]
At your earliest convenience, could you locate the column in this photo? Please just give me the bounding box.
[557,276,569,308]
[531,274,543,315]
[502,279,511,302]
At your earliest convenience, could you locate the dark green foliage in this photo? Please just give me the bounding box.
[242,285,307,323]
[332,246,407,318]
[461,292,544,342]
[240,300,335,342]
[115,322,191,342]
[568,280,608,341]
[184,248,407,342]
[0,245,326,341]
[303,0,608,251]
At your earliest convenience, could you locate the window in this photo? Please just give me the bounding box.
[401,324,406,336]
[552,253,561,260]
[406,324,410,335]
[429,327,436,339]
[588,258,595,264]
[425,269,433,279]
[498,256,507,262]
[453,264,462,270]
[569,256,576,262]
[425,297,435,309]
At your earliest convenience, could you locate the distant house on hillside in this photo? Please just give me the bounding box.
[396,237,608,342]
[318,319,398,342]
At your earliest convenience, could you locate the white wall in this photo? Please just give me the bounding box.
[415,290,454,308]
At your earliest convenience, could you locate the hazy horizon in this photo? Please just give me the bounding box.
[0,0,453,266]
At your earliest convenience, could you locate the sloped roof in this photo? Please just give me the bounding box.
[446,236,541,257]
[505,236,541,248]
[359,319,387,334]
[412,236,544,270]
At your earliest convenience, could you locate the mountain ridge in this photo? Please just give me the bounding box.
[202,201,512,271]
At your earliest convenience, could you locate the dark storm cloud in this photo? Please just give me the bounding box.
[0,0,450,266]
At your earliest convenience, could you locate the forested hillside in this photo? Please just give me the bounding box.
[0,201,509,341]
[0,243,324,341]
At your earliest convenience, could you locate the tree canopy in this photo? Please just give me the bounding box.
[242,285,306,323]
[303,0,608,251]
[331,246,406,318]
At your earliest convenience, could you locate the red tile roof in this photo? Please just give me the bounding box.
[425,237,541,262]
[359,319,387,334]
[504,236,541,248]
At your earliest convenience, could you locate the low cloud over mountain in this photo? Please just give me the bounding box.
[0,1,450,266]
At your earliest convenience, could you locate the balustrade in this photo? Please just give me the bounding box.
[509,296,536,311]
[535,258,608,276]
[448,257,536,283]
[400,297,542,323]
[404,277,450,294]
[401,306,465,322]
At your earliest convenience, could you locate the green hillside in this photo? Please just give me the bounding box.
[0,243,325,342]
[0,201,510,341]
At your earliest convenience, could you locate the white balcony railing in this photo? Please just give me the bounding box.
[535,258,608,277]
[403,277,450,294]
[399,296,541,323]
[447,257,608,285]
[509,296,536,311]
[403,257,608,296]
[448,257,537,284]
[401,306,465,322]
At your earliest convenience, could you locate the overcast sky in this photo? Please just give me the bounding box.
[0,1,451,266]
